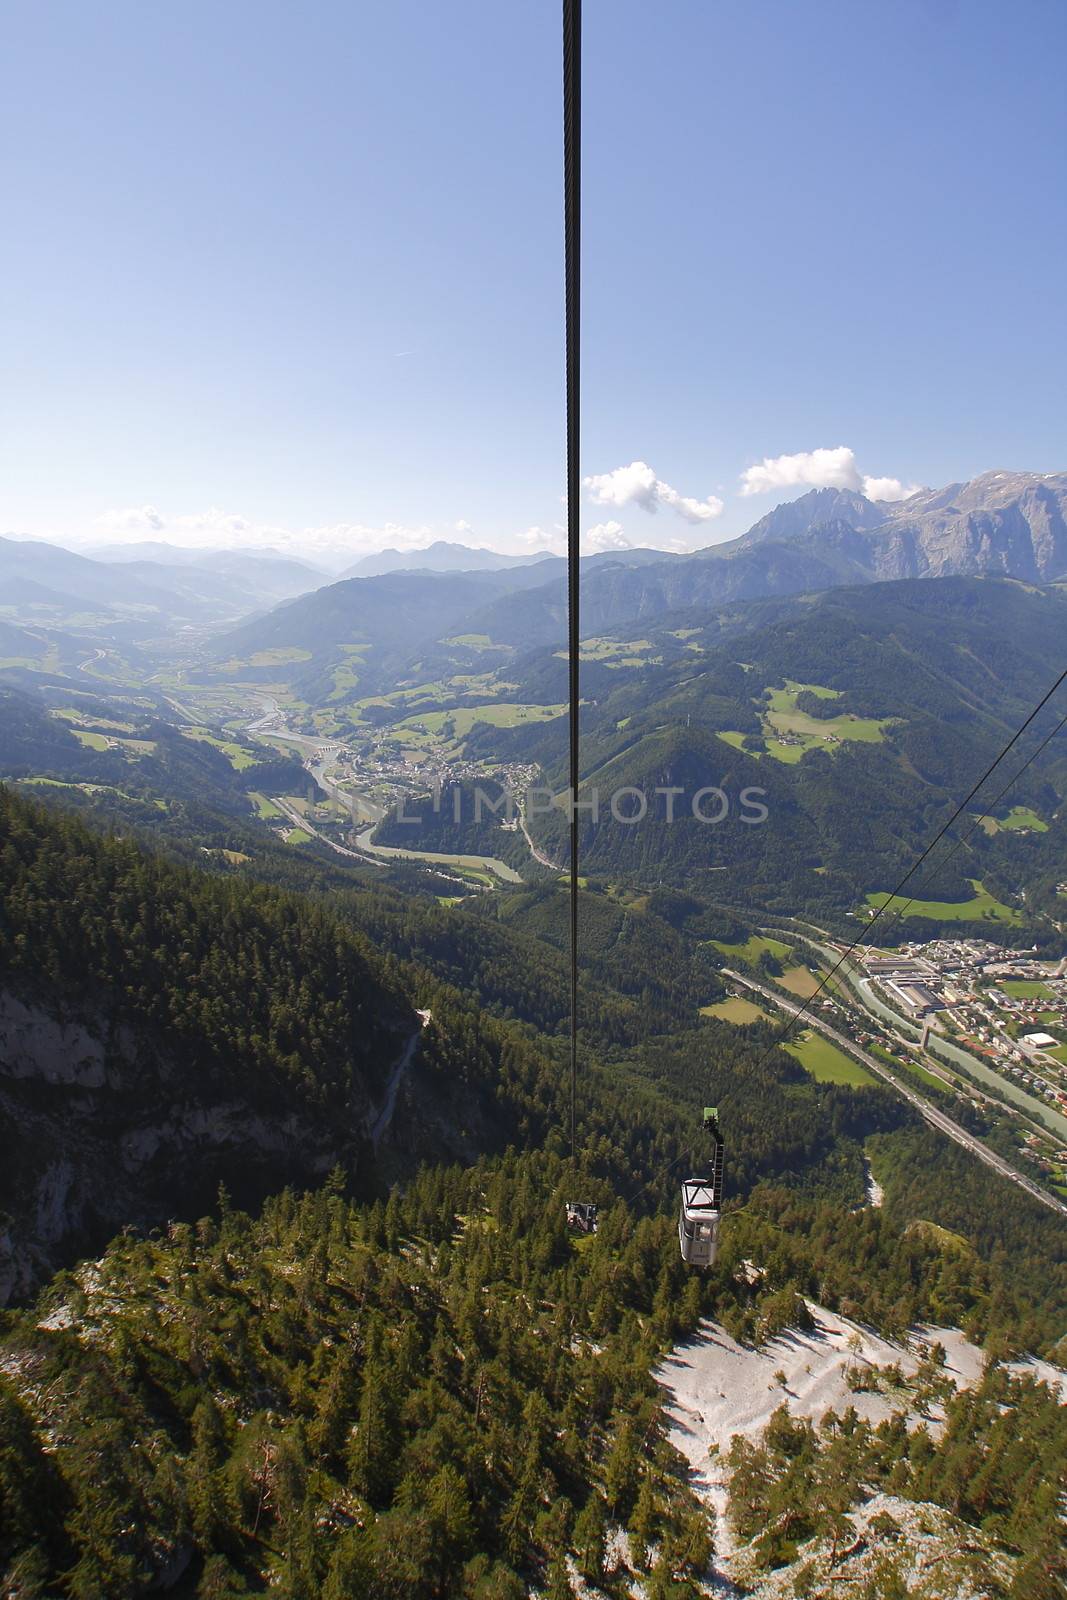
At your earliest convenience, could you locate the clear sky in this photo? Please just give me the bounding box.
[2,0,1065,563]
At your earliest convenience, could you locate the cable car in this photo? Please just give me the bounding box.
[679,1107,724,1268]
[566,1200,598,1234]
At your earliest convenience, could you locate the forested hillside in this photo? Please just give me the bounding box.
[3,774,1067,1594]
[466,578,1067,934]
[2,1143,1064,1598]
[0,787,558,1295]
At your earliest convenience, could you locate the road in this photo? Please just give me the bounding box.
[762,923,1067,1141]
[518,802,559,870]
[370,1009,431,1148]
[272,796,385,867]
[723,968,1067,1219]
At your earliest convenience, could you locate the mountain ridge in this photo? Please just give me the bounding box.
[207,471,1067,679]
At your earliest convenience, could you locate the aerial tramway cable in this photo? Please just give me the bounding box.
[865,704,1067,953]
[558,0,1065,1228]
[626,664,1067,1213]
[563,0,582,1163]
[745,661,1067,1073]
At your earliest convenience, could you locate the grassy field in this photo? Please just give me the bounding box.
[712,933,792,964]
[249,792,283,819]
[780,965,822,998]
[328,662,362,701]
[975,805,1048,834]
[700,995,774,1025]
[719,682,895,764]
[760,680,894,763]
[870,1043,944,1089]
[786,1029,875,1086]
[285,826,313,845]
[183,728,259,770]
[249,647,312,666]
[1000,979,1055,1000]
[69,728,110,750]
[866,878,1021,925]
[766,680,841,709]
[552,637,661,668]
[53,708,136,732]
[395,702,566,743]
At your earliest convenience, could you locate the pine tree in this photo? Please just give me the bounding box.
[603,1416,640,1519]
[628,1473,658,1571]
[345,1356,396,1506]
[545,1548,576,1599]
[572,1494,606,1585]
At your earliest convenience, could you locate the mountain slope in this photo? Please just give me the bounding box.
[0,788,552,1298]
[468,577,1067,927]
[0,537,326,639]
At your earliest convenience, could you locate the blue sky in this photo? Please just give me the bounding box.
[2,0,1065,564]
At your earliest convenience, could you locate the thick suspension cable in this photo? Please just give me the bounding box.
[563,0,582,1162]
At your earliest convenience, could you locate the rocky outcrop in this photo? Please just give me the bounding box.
[732,470,1067,585]
[0,986,459,1304]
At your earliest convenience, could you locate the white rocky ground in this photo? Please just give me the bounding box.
[659,1306,979,1460]
[863,1159,884,1209]
[726,1491,1016,1600]
[656,1306,1065,1597]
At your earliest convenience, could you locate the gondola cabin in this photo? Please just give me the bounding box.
[678,1106,724,1267]
[678,1179,721,1267]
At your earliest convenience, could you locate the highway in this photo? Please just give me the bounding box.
[722,968,1067,1219]
[271,795,384,867]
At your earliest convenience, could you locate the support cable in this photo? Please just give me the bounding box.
[563,0,582,1163]
[626,666,1067,1210]
[867,706,1067,951]
[748,664,1067,1073]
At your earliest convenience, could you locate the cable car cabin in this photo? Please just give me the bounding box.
[678,1180,720,1267]
[679,1112,724,1267]
[566,1201,598,1235]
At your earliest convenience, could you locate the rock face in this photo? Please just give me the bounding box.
[732,470,1067,584]
[0,987,464,1304]
[739,486,888,544]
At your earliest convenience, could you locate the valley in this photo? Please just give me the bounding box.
[3,472,1067,1599]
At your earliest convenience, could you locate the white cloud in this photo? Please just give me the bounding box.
[861,475,921,503]
[584,460,724,524]
[740,446,862,498]
[92,504,282,547]
[740,448,922,505]
[515,524,563,551]
[93,504,167,533]
[585,520,630,553]
[453,519,472,534]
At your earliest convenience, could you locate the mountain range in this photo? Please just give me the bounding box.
[339,538,551,578]
[0,536,323,636]
[192,470,1067,695]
